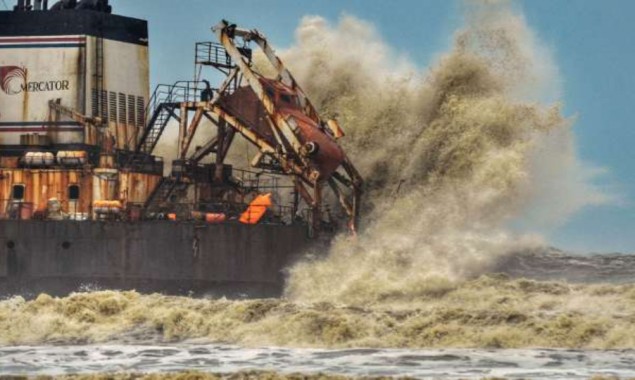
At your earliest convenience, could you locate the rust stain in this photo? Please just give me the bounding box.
[0,169,93,215]
[21,69,29,122]
[119,171,161,205]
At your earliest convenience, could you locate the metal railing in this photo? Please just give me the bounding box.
[0,200,34,220]
[0,196,329,237]
[149,81,212,107]
[169,160,294,194]
[0,200,87,221]
[132,81,214,154]
[123,199,302,225]
[195,42,252,69]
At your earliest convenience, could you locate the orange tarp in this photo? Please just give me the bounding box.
[239,193,272,224]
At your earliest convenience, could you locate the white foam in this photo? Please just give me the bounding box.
[1,345,633,379]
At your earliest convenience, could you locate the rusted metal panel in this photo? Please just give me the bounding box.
[0,168,167,217]
[219,86,277,146]
[0,168,92,215]
[119,171,161,204]
[0,158,19,169]
[0,169,158,219]
[217,82,344,179]
[92,168,118,202]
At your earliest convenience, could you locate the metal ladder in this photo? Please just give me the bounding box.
[93,35,105,122]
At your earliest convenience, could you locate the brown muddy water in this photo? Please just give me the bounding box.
[2,255,635,350]
[1,252,635,379]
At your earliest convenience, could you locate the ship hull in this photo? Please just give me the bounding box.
[0,220,310,298]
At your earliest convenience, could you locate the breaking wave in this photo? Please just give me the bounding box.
[1,276,635,349]
[282,1,612,304]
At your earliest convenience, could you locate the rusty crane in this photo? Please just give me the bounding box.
[134,20,363,233]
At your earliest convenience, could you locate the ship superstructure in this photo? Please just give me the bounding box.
[0,1,362,297]
[0,0,153,220]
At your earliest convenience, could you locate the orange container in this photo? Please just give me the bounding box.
[205,213,227,224]
[239,193,272,224]
[167,213,177,221]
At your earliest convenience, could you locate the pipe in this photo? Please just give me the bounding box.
[43,0,48,10]
[34,0,42,10]
[14,0,25,11]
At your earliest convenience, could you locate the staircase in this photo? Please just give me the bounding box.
[134,81,210,155]
[134,86,177,155]
[143,177,190,217]
[135,103,173,154]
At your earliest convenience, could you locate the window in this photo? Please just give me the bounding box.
[11,184,25,200]
[68,185,80,201]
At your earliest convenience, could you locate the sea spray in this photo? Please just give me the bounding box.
[282,1,609,304]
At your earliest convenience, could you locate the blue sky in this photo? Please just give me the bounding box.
[104,0,634,253]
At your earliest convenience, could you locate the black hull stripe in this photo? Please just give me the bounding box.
[0,122,82,126]
[0,10,148,46]
[0,43,86,49]
[0,128,82,132]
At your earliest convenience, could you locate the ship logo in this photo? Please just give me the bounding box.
[0,66,27,95]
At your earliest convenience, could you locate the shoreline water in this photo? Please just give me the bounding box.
[2,344,635,379]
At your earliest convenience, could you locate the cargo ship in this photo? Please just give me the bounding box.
[0,0,362,298]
